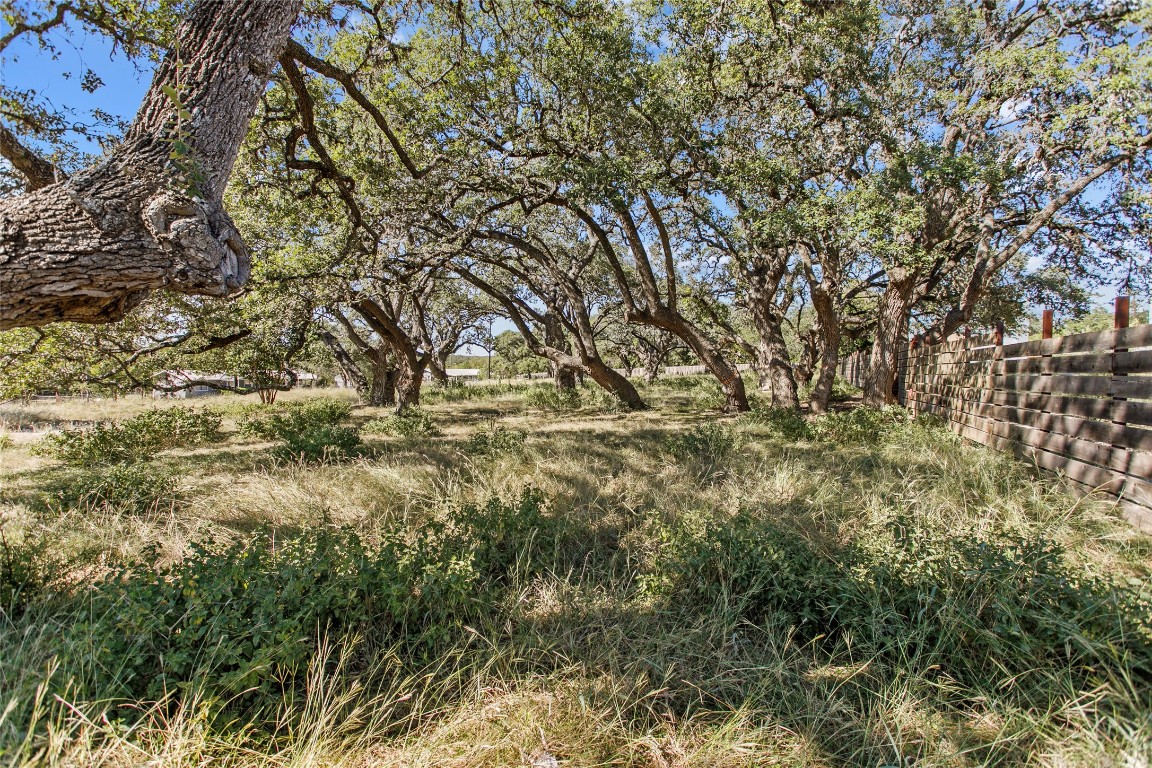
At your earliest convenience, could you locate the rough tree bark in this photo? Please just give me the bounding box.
[807,286,841,415]
[393,358,426,412]
[543,309,577,391]
[351,297,429,414]
[428,357,450,384]
[742,252,799,409]
[0,0,302,330]
[862,274,915,407]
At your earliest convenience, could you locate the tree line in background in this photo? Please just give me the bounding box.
[1,0,1149,413]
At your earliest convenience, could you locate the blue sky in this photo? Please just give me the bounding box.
[1,20,152,153]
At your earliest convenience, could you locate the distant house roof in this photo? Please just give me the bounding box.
[154,370,236,384]
[155,370,320,384]
[445,368,480,377]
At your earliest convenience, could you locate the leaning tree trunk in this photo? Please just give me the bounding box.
[428,356,450,384]
[0,0,302,329]
[585,358,648,410]
[647,309,750,412]
[863,276,915,407]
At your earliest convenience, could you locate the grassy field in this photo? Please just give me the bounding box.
[1,379,1150,767]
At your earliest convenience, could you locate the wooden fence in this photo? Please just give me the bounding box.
[838,350,871,390]
[893,325,1152,531]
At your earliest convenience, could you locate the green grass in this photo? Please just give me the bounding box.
[0,382,1149,767]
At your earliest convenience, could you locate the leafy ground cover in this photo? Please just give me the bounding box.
[0,379,1149,767]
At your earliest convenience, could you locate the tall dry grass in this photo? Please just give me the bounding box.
[0,378,1148,767]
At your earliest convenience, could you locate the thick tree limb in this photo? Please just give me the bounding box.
[0,124,60,190]
[284,39,432,180]
[0,0,303,330]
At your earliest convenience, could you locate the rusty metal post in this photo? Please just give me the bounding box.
[993,320,1005,346]
[1041,309,1053,340]
[1115,296,1130,329]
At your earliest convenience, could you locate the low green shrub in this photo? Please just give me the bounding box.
[35,422,128,465]
[741,407,813,440]
[40,463,180,515]
[0,523,64,616]
[70,489,550,708]
[239,399,359,462]
[646,511,1152,691]
[662,376,725,410]
[363,409,440,438]
[664,423,738,462]
[828,376,861,402]
[657,374,715,391]
[0,432,13,451]
[810,406,907,444]
[34,407,221,466]
[131,407,223,445]
[525,384,582,412]
[273,425,361,463]
[423,383,519,404]
[465,425,527,457]
[581,386,633,414]
[237,398,352,441]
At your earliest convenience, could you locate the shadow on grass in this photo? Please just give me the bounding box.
[5,407,1148,764]
[508,509,1152,765]
[6,485,1148,765]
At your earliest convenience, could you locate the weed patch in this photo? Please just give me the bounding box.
[0,523,65,616]
[741,406,813,440]
[663,423,739,475]
[810,405,908,444]
[363,408,440,438]
[465,424,527,457]
[525,384,582,412]
[37,463,180,515]
[34,407,221,466]
[239,398,360,462]
[57,490,551,711]
[647,510,1152,698]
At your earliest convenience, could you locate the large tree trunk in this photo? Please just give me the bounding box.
[525,338,649,411]
[585,358,648,410]
[863,276,915,407]
[646,309,750,412]
[807,287,841,415]
[0,0,302,330]
[393,358,426,414]
[752,330,798,408]
[367,355,397,407]
[743,253,799,409]
[378,368,398,407]
[553,365,578,390]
